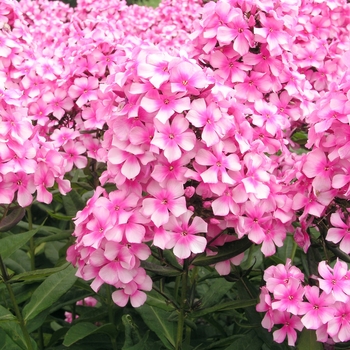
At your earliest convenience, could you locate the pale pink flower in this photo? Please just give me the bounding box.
[326,211,350,254]
[163,210,207,259]
[299,286,335,329]
[318,260,350,302]
[142,180,187,227]
[68,77,99,107]
[151,114,196,163]
[273,311,303,346]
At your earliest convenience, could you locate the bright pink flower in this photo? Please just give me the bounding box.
[318,260,350,302]
[163,210,207,259]
[326,211,350,254]
[186,98,231,147]
[42,88,74,120]
[169,61,208,95]
[151,114,196,163]
[234,71,272,102]
[299,286,335,329]
[273,311,304,346]
[327,302,350,342]
[217,8,254,56]
[195,142,241,184]
[302,149,336,192]
[142,180,187,227]
[68,77,99,107]
[140,85,190,124]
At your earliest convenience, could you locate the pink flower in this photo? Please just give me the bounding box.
[273,311,304,346]
[140,85,190,124]
[186,98,231,147]
[272,278,304,315]
[195,141,241,184]
[326,211,350,254]
[151,114,196,163]
[217,8,254,56]
[318,260,350,302]
[299,286,335,329]
[327,302,350,342]
[163,210,207,259]
[142,180,187,227]
[68,77,99,107]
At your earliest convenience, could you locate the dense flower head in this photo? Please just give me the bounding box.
[258,259,350,346]
[3,0,350,328]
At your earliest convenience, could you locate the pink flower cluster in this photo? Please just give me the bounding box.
[257,259,350,346]
[2,0,350,331]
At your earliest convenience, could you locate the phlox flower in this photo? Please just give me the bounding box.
[299,286,335,330]
[195,141,241,184]
[272,276,304,315]
[264,259,304,293]
[140,85,190,124]
[62,140,87,172]
[42,88,74,120]
[272,311,303,346]
[151,114,196,163]
[327,301,350,342]
[151,152,192,184]
[241,153,270,199]
[0,171,35,207]
[234,71,272,102]
[33,163,55,204]
[163,210,207,259]
[256,286,274,331]
[302,149,336,192]
[217,8,254,56]
[254,11,289,56]
[318,260,350,303]
[112,268,152,308]
[326,211,350,254]
[68,76,99,107]
[186,98,231,147]
[210,49,248,83]
[142,180,187,227]
[169,61,208,95]
[252,99,287,137]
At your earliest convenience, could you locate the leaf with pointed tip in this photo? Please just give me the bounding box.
[192,236,252,266]
[0,208,26,232]
[0,229,39,260]
[23,264,77,321]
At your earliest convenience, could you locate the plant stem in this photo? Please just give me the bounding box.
[175,260,188,350]
[0,255,33,350]
[26,207,35,271]
[106,285,118,350]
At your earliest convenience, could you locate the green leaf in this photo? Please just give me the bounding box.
[123,331,150,350]
[192,237,252,266]
[63,323,117,347]
[9,262,71,283]
[0,208,26,232]
[145,290,176,311]
[297,328,323,350]
[22,264,77,321]
[136,304,176,350]
[190,299,257,318]
[0,229,39,260]
[62,189,85,217]
[291,131,308,145]
[63,322,97,347]
[141,262,182,277]
[224,330,263,350]
[122,314,141,348]
[4,250,31,274]
[0,305,33,350]
[199,277,233,308]
[277,235,295,262]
